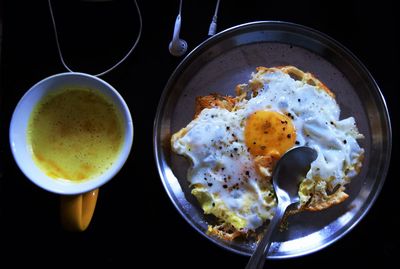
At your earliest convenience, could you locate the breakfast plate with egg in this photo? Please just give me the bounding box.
[154,21,391,258]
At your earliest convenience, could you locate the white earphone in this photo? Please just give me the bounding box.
[169,0,188,57]
[208,0,220,36]
[169,0,220,57]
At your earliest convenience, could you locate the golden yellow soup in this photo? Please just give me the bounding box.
[27,88,124,182]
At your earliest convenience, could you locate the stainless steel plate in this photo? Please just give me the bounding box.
[153,21,391,258]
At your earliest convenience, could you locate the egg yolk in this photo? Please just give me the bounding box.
[245,110,296,157]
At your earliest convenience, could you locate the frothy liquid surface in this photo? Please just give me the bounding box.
[28,88,125,182]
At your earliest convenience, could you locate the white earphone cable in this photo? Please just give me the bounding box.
[47,0,142,77]
[208,0,220,36]
[214,0,220,17]
[179,0,183,15]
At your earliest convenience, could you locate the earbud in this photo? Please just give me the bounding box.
[169,13,188,57]
[208,16,217,36]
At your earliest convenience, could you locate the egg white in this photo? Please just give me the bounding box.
[172,69,364,232]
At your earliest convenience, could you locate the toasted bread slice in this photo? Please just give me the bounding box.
[172,66,361,241]
[194,94,238,117]
[250,66,334,98]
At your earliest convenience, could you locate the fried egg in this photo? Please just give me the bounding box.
[171,66,364,237]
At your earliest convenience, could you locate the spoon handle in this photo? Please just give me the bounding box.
[245,202,289,269]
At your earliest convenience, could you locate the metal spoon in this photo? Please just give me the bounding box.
[245,146,318,269]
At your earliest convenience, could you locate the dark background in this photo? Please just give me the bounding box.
[0,0,398,267]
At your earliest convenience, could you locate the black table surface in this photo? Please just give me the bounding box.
[0,0,398,267]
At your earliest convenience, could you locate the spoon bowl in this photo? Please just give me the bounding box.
[246,146,318,269]
[273,146,319,206]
